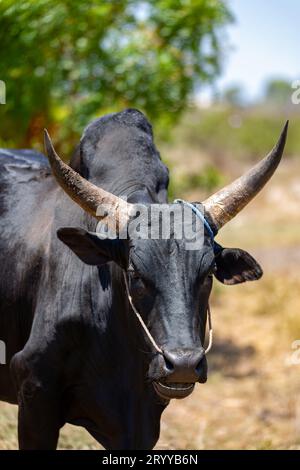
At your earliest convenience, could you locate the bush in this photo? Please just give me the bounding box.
[0,0,232,152]
[170,106,300,161]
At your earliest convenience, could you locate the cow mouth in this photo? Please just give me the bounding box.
[153,381,195,400]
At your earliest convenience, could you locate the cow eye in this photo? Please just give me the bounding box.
[129,274,147,298]
[128,269,141,281]
[127,266,145,285]
[132,272,142,282]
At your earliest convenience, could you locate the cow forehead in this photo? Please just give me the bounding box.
[129,235,214,281]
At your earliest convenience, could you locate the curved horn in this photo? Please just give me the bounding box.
[44,129,131,232]
[203,121,288,230]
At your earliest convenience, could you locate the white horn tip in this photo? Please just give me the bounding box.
[43,128,54,157]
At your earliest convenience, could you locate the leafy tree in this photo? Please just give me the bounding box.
[0,0,232,151]
[264,79,292,106]
[222,84,245,107]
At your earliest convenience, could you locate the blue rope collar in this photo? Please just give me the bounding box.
[173,198,221,254]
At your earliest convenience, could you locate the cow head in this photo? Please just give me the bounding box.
[44,117,288,401]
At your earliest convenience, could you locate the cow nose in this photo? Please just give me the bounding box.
[162,348,207,383]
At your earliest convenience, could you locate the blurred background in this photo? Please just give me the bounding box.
[0,0,300,449]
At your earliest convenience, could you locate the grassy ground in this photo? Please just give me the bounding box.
[0,155,299,450]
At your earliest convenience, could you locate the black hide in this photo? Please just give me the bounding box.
[0,109,262,449]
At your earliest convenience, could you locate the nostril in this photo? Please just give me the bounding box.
[195,349,206,373]
[162,350,176,373]
[164,357,174,372]
[195,357,205,374]
[159,348,206,381]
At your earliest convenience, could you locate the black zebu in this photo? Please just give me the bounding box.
[0,109,287,449]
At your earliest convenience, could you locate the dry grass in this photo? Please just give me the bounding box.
[0,158,299,450]
[158,275,300,450]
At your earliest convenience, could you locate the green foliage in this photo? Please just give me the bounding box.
[167,163,224,200]
[170,106,300,161]
[0,0,231,152]
[222,84,245,107]
[264,78,292,106]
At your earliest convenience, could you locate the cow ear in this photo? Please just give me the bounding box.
[57,227,127,268]
[214,247,263,285]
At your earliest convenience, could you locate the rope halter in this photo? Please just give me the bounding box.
[123,199,216,357]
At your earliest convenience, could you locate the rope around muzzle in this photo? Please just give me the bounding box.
[123,271,213,356]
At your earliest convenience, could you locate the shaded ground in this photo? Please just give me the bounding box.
[0,158,299,450]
